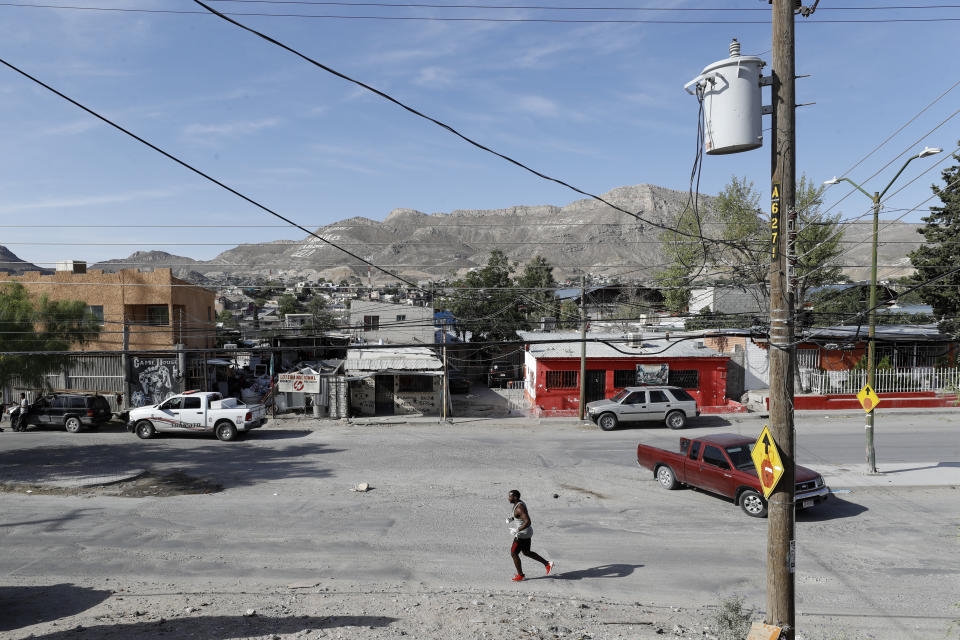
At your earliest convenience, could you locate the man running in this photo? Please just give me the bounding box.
[507,489,553,582]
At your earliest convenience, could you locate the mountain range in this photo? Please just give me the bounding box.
[2,184,926,285]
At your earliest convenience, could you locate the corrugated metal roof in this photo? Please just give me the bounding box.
[519,331,722,359]
[343,347,442,371]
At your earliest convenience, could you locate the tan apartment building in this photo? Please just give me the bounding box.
[2,266,216,351]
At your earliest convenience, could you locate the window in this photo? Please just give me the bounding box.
[396,314,406,322]
[624,391,646,404]
[363,315,380,331]
[613,369,635,387]
[702,445,731,470]
[725,445,754,471]
[87,305,104,326]
[688,440,702,461]
[668,388,696,402]
[398,375,433,393]
[668,370,699,389]
[648,390,670,404]
[207,306,212,321]
[69,397,86,409]
[545,370,577,389]
[182,397,201,409]
[160,397,183,411]
[146,305,170,326]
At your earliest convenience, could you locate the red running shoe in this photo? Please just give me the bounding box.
[546,562,554,575]
[511,574,525,582]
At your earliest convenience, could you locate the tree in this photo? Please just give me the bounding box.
[277,294,302,317]
[909,145,960,339]
[443,250,527,341]
[217,309,238,329]
[514,255,558,326]
[307,296,337,332]
[657,175,847,317]
[0,283,101,392]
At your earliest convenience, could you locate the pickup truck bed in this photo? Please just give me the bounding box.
[636,433,830,517]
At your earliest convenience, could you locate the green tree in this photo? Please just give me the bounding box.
[307,296,337,332]
[0,283,101,392]
[658,175,847,317]
[277,294,302,317]
[217,309,238,329]
[444,250,526,341]
[793,176,849,309]
[656,206,704,313]
[909,144,960,339]
[515,255,558,325]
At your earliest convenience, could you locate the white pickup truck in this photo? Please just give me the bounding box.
[128,391,267,441]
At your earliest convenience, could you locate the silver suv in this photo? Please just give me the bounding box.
[586,386,699,431]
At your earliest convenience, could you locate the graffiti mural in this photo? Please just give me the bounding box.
[131,356,182,407]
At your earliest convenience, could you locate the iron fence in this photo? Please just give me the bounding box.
[803,367,960,395]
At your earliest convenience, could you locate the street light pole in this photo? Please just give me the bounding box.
[824,146,941,473]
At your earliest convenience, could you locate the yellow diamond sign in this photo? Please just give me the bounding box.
[751,425,784,499]
[857,384,880,413]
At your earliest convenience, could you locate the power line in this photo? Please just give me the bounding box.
[4,2,960,22]
[0,56,424,290]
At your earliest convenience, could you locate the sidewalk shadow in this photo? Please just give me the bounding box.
[22,614,398,639]
[552,563,643,581]
[796,494,868,522]
[880,461,960,474]
[0,584,111,631]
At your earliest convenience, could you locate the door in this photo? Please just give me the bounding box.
[34,397,53,425]
[375,375,395,416]
[585,370,606,404]
[695,444,736,496]
[156,396,184,431]
[646,389,673,422]
[617,391,649,423]
[180,396,205,429]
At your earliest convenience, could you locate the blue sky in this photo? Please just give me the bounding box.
[1,1,957,268]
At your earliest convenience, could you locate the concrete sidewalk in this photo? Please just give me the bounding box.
[818,461,960,488]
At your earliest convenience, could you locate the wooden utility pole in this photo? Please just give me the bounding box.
[768,0,797,637]
[578,274,587,420]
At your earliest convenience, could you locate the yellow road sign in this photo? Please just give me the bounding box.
[751,425,784,499]
[857,384,880,413]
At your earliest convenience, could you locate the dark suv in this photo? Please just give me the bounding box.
[15,393,113,433]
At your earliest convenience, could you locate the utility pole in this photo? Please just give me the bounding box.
[768,0,797,637]
[578,274,587,420]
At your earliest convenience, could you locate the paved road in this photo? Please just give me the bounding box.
[1,415,958,639]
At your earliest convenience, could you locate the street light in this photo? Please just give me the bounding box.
[823,146,942,473]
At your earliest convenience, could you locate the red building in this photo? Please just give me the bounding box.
[520,332,742,416]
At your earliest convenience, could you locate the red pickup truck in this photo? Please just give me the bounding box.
[636,433,830,517]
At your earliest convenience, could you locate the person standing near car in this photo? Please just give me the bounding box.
[12,393,28,431]
[507,489,553,581]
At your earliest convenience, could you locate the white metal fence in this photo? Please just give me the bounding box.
[802,367,960,395]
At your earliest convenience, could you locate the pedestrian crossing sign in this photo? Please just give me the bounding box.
[751,425,784,499]
[857,384,880,413]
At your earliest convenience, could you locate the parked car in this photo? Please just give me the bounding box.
[586,386,699,431]
[127,390,267,441]
[447,373,471,394]
[13,393,113,433]
[636,433,830,517]
[487,364,520,389]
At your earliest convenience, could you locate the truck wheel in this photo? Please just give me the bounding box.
[597,413,619,431]
[656,465,679,490]
[665,411,686,430]
[135,420,156,440]
[739,489,768,518]
[215,421,238,442]
[64,416,83,433]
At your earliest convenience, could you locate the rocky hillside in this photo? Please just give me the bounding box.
[0,246,52,275]
[55,183,928,284]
